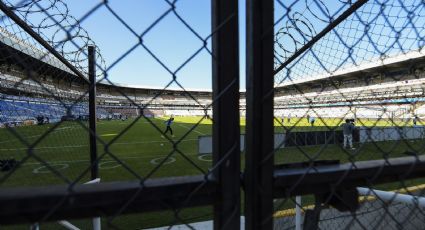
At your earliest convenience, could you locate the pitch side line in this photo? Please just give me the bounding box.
[0,126,78,144]
[0,138,198,151]
[22,152,201,165]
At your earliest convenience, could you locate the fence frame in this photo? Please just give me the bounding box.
[244,0,275,229]
[88,45,98,180]
[0,175,215,224]
[1,0,425,229]
[211,0,241,229]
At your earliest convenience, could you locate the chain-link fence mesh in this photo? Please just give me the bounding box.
[1,0,425,229]
[272,0,425,229]
[0,0,237,229]
[274,185,425,230]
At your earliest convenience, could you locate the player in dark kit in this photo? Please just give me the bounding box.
[342,119,355,150]
[413,116,418,126]
[309,116,315,126]
[163,117,175,137]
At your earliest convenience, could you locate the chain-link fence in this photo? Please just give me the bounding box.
[274,185,425,229]
[1,0,425,229]
[270,0,425,229]
[0,0,241,229]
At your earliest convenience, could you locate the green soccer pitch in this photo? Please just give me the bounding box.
[1,116,424,229]
[1,116,422,187]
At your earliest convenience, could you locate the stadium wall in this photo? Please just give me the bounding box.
[198,127,425,154]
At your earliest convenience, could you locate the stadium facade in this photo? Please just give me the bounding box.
[1,27,424,126]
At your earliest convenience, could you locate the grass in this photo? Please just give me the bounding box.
[0,117,213,187]
[0,116,424,229]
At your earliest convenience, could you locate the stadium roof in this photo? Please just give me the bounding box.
[275,49,425,88]
[0,27,218,93]
[2,26,422,94]
[0,27,75,75]
[97,80,215,93]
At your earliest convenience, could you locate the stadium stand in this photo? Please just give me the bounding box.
[1,57,424,126]
[3,17,421,123]
[1,60,424,127]
[0,94,110,126]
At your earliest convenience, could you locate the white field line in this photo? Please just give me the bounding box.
[96,121,153,125]
[178,124,206,135]
[0,121,197,144]
[22,152,201,166]
[0,126,78,144]
[0,138,198,151]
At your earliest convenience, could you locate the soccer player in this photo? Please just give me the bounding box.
[310,116,315,126]
[163,117,175,137]
[342,119,355,150]
[413,115,418,126]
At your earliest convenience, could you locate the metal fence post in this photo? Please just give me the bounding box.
[88,45,98,180]
[245,0,274,229]
[295,196,302,230]
[211,0,240,229]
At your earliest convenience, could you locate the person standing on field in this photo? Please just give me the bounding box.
[413,115,418,126]
[163,117,175,137]
[310,116,315,126]
[342,119,355,149]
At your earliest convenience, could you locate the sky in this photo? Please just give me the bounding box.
[5,0,362,90]
[63,0,247,90]
[60,0,341,90]
[54,0,359,90]
[6,0,423,90]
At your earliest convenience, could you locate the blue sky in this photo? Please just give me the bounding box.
[7,0,424,89]
[63,0,247,90]
[61,0,353,89]
[61,0,346,90]
[5,0,366,90]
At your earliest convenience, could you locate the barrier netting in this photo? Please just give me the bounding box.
[0,0,221,229]
[1,0,425,229]
[273,0,425,229]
